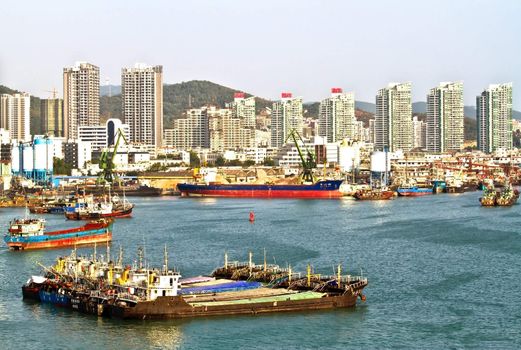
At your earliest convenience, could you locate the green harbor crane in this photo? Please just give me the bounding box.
[98,129,128,184]
[285,129,316,183]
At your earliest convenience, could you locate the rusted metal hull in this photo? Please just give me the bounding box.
[110,292,362,320]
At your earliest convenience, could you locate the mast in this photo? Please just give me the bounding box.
[106,241,111,263]
[118,245,123,267]
[163,244,168,273]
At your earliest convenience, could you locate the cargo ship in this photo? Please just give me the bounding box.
[177,180,344,199]
[4,218,112,250]
[22,249,368,319]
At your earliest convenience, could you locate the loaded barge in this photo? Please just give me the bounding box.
[23,250,368,319]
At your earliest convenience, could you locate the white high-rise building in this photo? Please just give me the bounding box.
[319,88,356,143]
[63,62,100,140]
[477,83,513,153]
[230,93,256,129]
[426,82,464,153]
[375,82,412,152]
[122,63,163,149]
[0,93,30,142]
[412,116,427,150]
[271,93,303,148]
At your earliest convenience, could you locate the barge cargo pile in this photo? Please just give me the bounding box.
[22,249,368,319]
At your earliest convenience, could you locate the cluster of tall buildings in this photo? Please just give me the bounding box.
[9,61,162,152]
[370,81,512,154]
[62,62,163,150]
[165,82,514,156]
[0,63,515,163]
[164,93,256,151]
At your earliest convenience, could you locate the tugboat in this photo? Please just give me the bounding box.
[4,217,113,250]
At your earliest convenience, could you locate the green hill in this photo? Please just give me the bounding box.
[101,80,273,126]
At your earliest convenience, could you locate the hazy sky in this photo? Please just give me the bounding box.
[1,0,520,107]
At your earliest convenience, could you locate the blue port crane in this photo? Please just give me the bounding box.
[97,128,128,184]
[285,129,316,183]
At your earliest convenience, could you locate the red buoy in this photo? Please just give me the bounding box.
[249,211,255,223]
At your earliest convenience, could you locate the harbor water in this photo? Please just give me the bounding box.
[0,192,520,349]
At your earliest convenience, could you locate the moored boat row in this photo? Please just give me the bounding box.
[22,249,368,319]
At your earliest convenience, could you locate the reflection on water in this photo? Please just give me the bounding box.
[194,197,218,206]
[144,323,183,348]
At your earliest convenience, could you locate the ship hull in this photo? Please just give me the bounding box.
[5,222,112,250]
[110,292,361,320]
[177,180,344,199]
[22,286,41,300]
[39,290,71,307]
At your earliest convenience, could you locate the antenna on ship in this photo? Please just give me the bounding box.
[93,242,97,262]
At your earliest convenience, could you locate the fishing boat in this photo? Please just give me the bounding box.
[496,184,519,206]
[177,179,344,199]
[4,218,113,250]
[396,185,433,197]
[354,188,394,200]
[479,187,497,206]
[64,194,134,220]
[29,202,68,214]
[22,275,49,300]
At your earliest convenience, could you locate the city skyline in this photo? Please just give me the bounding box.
[1,0,520,108]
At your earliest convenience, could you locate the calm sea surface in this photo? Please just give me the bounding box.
[0,192,520,349]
